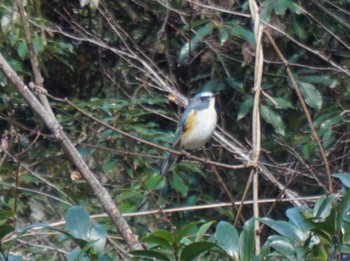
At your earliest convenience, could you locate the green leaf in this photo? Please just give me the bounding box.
[298,81,323,109]
[17,41,28,60]
[214,221,239,258]
[312,195,335,220]
[322,129,334,148]
[0,224,15,240]
[301,141,317,160]
[102,160,117,173]
[333,173,350,188]
[260,104,285,135]
[142,235,173,250]
[272,97,294,109]
[337,189,350,229]
[286,207,310,234]
[131,250,171,261]
[219,27,229,45]
[237,96,253,121]
[299,75,338,88]
[259,218,303,242]
[171,175,188,196]
[319,115,342,129]
[0,210,15,219]
[145,174,163,190]
[267,235,296,256]
[151,230,174,243]
[180,242,219,261]
[65,206,91,239]
[88,223,107,255]
[261,0,301,21]
[225,77,244,91]
[175,222,199,244]
[228,25,255,45]
[239,218,255,261]
[33,35,45,54]
[179,23,214,63]
[196,221,215,241]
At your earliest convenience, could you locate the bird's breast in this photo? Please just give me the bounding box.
[180,106,217,150]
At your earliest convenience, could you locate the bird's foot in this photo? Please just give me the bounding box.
[181,150,192,159]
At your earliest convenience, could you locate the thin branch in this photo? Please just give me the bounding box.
[253,168,260,254]
[0,52,143,250]
[262,21,350,77]
[15,1,55,119]
[264,31,333,194]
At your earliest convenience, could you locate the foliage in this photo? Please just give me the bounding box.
[0,0,349,259]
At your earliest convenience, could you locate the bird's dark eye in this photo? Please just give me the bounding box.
[200,96,208,101]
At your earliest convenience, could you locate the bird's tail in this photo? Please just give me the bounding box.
[160,153,176,176]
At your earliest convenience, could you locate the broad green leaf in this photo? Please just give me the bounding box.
[299,75,338,88]
[175,222,199,244]
[131,250,171,261]
[0,210,15,219]
[320,115,342,129]
[219,27,229,45]
[67,247,90,261]
[268,235,296,256]
[88,223,107,255]
[299,81,323,109]
[225,77,244,91]
[17,41,28,60]
[286,207,310,236]
[239,218,255,261]
[145,174,163,190]
[312,195,334,220]
[65,206,91,239]
[228,25,255,45]
[179,23,214,63]
[337,189,350,229]
[272,97,293,109]
[260,104,285,135]
[102,160,117,173]
[0,224,15,239]
[237,96,253,121]
[259,218,303,242]
[33,35,45,54]
[301,141,316,160]
[333,173,350,188]
[196,221,215,241]
[261,0,301,21]
[199,80,225,93]
[171,175,188,196]
[322,129,334,148]
[142,235,173,250]
[214,221,239,258]
[151,230,174,243]
[180,242,219,261]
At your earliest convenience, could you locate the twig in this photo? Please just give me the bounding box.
[264,31,333,194]
[0,52,143,250]
[15,1,55,119]
[253,168,260,253]
[262,21,350,77]
[234,171,254,226]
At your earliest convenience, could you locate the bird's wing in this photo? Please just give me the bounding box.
[172,109,196,149]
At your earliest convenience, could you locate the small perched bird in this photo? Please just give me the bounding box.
[160,91,217,176]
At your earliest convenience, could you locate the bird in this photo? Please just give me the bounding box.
[160,91,217,176]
